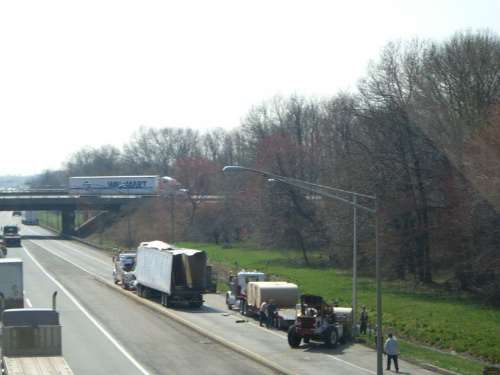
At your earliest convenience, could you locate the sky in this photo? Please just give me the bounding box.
[1,0,499,177]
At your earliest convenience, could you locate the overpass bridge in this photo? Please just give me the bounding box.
[0,190,157,235]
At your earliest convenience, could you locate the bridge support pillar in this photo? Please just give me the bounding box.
[61,210,76,236]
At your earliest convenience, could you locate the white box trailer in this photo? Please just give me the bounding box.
[68,175,185,196]
[0,258,24,319]
[21,211,38,225]
[134,241,207,308]
[68,175,161,195]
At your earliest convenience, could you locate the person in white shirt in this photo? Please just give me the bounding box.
[384,333,399,372]
[259,301,268,327]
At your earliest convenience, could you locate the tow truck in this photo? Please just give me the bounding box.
[287,294,353,349]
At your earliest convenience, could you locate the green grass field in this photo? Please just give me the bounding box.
[182,241,499,375]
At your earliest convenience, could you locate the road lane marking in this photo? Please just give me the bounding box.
[21,226,110,266]
[24,242,151,375]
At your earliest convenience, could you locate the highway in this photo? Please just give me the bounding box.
[1,212,442,375]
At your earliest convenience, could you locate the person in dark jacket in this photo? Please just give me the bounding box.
[267,299,276,329]
[360,305,368,334]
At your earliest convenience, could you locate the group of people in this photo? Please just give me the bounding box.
[359,305,400,373]
[259,299,276,329]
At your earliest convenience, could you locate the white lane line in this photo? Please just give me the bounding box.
[25,241,150,375]
[21,226,111,266]
[53,240,111,266]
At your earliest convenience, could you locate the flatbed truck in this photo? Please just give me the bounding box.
[1,292,73,374]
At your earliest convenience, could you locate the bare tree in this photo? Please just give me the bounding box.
[64,145,123,176]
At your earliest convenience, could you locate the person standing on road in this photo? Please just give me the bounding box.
[267,299,276,329]
[384,333,399,373]
[360,305,368,334]
[259,300,268,327]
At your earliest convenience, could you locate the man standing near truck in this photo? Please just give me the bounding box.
[384,333,399,372]
[259,300,268,327]
[267,299,276,329]
[360,305,368,334]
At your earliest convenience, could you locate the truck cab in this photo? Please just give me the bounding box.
[112,250,137,290]
[226,270,266,311]
[1,292,74,374]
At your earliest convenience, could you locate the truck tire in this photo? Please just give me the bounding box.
[325,326,339,348]
[166,295,173,308]
[226,293,233,310]
[287,325,302,348]
[121,277,129,290]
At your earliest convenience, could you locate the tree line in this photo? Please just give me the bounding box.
[31,30,500,304]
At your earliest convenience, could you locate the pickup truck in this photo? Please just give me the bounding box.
[1,225,21,247]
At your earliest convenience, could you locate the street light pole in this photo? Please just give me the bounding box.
[170,192,175,244]
[223,165,383,375]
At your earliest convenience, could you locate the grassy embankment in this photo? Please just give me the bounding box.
[181,241,499,375]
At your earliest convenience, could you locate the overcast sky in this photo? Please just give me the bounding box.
[1,0,499,177]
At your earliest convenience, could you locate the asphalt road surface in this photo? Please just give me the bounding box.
[1,212,446,375]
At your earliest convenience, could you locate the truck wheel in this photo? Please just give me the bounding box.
[325,326,339,348]
[121,277,129,290]
[166,295,173,308]
[287,325,302,348]
[226,293,233,310]
[240,300,247,316]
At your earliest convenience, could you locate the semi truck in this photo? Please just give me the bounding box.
[1,292,73,375]
[0,258,24,319]
[226,269,299,329]
[134,241,207,308]
[68,175,184,196]
[21,211,39,225]
[1,225,21,247]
